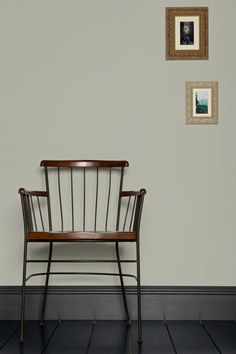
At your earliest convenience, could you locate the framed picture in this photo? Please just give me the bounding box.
[166,7,208,60]
[186,81,218,124]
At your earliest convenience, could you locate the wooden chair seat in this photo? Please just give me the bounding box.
[28,231,137,242]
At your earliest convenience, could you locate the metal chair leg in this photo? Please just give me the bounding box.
[19,241,28,343]
[40,242,53,325]
[115,242,130,324]
[136,240,143,343]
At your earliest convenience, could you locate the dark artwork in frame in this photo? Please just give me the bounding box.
[195,90,209,114]
[180,21,194,45]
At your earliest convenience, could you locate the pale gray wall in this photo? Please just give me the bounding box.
[0,0,236,286]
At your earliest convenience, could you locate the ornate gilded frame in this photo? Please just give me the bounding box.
[166,7,208,60]
[186,81,218,124]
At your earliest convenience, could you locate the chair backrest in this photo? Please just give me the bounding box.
[40,160,129,233]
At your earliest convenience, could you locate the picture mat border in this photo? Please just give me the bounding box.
[175,16,200,50]
[192,88,212,117]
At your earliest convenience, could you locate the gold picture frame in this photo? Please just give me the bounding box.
[186,81,218,124]
[166,7,208,60]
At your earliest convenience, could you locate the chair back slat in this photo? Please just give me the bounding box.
[122,196,131,231]
[26,195,33,231]
[29,195,37,231]
[70,168,74,231]
[115,167,125,231]
[83,168,86,231]
[120,195,138,232]
[105,168,112,231]
[44,167,52,231]
[57,167,64,231]
[129,196,137,231]
[94,168,99,231]
[37,196,45,231]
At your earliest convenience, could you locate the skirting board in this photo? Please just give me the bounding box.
[1,286,236,320]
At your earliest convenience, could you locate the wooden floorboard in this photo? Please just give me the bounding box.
[42,320,93,354]
[0,320,236,353]
[203,321,236,354]
[131,321,175,354]
[167,321,219,354]
[0,321,19,350]
[0,321,57,354]
[87,320,132,354]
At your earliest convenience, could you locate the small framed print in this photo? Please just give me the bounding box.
[166,7,208,60]
[186,81,218,124]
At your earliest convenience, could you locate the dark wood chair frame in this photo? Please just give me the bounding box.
[18,160,146,343]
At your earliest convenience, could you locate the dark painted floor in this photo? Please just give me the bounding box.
[0,320,236,354]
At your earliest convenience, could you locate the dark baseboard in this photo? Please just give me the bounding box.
[1,286,236,320]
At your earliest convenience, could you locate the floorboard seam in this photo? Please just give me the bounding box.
[0,325,19,350]
[41,320,61,353]
[164,321,178,354]
[200,321,222,354]
[85,320,96,354]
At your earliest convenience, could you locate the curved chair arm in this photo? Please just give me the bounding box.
[19,188,48,233]
[121,189,146,197]
[18,188,48,197]
[120,189,146,233]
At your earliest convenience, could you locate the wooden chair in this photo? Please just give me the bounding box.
[18,160,146,343]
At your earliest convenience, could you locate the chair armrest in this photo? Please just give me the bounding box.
[18,188,48,233]
[18,188,48,197]
[120,189,146,233]
[121,189,146,197]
